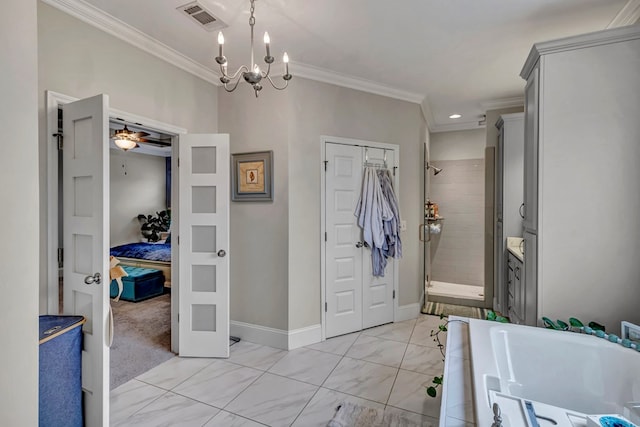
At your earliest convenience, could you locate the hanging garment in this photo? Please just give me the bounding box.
[377,169,402,259]
[354,167,394,276]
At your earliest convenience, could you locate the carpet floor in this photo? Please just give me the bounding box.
[110,293,173,390]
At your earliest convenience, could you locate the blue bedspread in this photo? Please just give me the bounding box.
[110,242,171,262]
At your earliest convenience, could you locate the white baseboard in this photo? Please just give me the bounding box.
[395,303,422,322]
[230,321,322,350]
[288,324,322,350]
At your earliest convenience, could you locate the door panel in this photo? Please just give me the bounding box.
[362,147,395,329]
[178,134,230,357]
[325,143,363,337]
[62,94,110,426]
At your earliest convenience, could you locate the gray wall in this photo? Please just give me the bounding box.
[218,84,291,331]
[109,150,168,246]
[0,0,39,423]
[429,129,486,286]
[38,2,219,312]
[288,78,425,329]
[219,77,426,331]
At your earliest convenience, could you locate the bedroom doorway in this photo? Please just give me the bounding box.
[47,91,231,422]
[50,93,182,390]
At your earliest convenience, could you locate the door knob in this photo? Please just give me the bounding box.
[217,249,227,257]
[355,242,363,248]
[84,272,101,285]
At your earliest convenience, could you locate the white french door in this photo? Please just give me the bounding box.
[62,94,110,426]
[324,141,397,338]
[178,134,230,357]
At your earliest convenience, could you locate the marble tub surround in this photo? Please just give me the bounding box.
[506,236,524,261]
[111,315,448,426]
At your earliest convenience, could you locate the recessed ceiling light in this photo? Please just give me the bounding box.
[449,114,462,119]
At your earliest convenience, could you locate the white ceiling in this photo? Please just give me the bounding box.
[55,0,638,131]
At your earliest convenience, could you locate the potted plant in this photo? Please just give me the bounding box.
[137,210,171,242]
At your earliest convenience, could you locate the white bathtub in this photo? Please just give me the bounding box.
[469,319,640,426]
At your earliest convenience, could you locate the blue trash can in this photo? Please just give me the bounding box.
[39,315,85,427]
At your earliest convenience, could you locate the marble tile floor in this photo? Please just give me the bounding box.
[111,314,452,427]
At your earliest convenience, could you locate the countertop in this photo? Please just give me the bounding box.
[506,237,524,262]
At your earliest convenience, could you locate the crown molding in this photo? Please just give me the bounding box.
[42,0,221,86]
[607,0,640,28]
[291,62,424,104]
[521,25,640,79]
[430,121,486,134]
[481,96,524,111]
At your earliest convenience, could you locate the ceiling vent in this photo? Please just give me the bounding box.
[177,1,226,32]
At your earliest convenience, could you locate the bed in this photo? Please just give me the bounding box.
[110,242,172,287]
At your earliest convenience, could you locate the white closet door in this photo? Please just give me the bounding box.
[362,147,395,329]
[178,134,230,357]
[62,94,110,426]
[325,143,363,338]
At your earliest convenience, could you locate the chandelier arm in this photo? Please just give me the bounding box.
[223,79,243,93]
[223,65,250,81]
[264,74,289,91]
[261,62,271,78]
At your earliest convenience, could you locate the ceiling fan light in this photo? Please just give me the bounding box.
[115,139,137,151]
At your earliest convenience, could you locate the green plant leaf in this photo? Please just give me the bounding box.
[569,318,584,327]
[426,386,437,398]
[438,324,448,332]
[433,376,443,385]
[486,310,496,321]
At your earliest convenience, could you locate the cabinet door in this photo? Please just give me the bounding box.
[514,258,524,322]
[523,66,539,232]
[523,230,537,326]
[506,254,514,317]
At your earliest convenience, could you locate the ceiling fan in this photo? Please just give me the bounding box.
[111,125,171,151]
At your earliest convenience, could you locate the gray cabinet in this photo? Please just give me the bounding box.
[520,25,640,331]
[507,251,524,324]
[494,114,524,315]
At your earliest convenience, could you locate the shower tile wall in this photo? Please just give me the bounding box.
[429,159,484,286]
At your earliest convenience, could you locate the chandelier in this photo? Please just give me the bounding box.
[215,0,292,97]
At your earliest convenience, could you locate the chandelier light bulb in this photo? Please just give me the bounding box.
[254,64,261,74]
[218,32,225,45]
[263,32,270,44]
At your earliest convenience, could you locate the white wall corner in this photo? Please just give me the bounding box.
[230,321,289,350]
[396,303,422,322]
[420,97,436,132]
[287,324,322,350]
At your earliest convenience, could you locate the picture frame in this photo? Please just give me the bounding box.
[231,150,274,201]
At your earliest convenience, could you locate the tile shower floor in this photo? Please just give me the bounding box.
[110,314,450,426]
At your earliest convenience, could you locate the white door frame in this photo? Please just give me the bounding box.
[45,90,187,353]
[320,135,400,341]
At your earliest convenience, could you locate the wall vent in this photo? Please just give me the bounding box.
[177,1,226,32]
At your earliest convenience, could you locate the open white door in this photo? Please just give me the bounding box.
[62,94,110,426]
[178,134,230,357]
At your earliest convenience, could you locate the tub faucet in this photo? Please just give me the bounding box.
[492,403,503,427]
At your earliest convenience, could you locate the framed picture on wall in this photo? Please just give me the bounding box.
[231,151,274,201]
